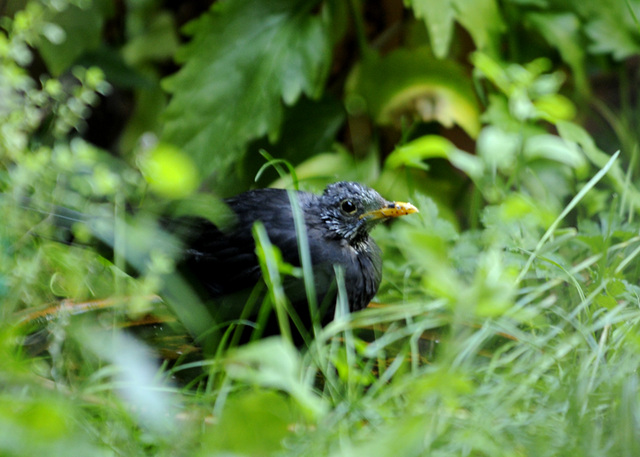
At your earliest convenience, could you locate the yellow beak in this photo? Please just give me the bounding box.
[361,201,419,220]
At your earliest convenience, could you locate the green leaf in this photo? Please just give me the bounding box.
[558,122,640,208]
[202,390,304,456]
[236,96,345,191]
[37,1,110,76]
[0,395,107,457]
[386,134,483,178]
[121,11,179,65]
[534,94,576,122]
[595,293,618,309]
[468,250,517,317]
[476,125,520,173]
[526,12,587,94]
[585,17,640,60]
[347,47,480,138]
[406,0,456,58]
[270,148,380,190]
[161,0,331,179]
[225,337,327,417]
[140,143,200,199]
[407,0,504,57]
[581,1,640,60]
[452,0,505,56]
[523,134,587,172]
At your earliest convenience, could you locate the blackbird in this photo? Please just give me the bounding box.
[15,182,417,338]
[179,181,418,324]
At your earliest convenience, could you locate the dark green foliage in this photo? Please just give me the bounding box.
[3,0,640,456]
[161,0,332,179]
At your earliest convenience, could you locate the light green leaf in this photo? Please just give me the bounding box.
[161,0,331,179]
[386,134,483,178]
[477,126,520,173]
[405,0,456,58]
[452,0,505,56]
[580,0,640,61]
[526,12,587,94]
[534,94,576,122]
[202,390,303,457]
[585,17,640,60]
[0,395,109,457]
[386,135,452,170]
[140,143,200,199]
[407,0,503,57]
[523,134,587,171]
[225,337,327,417]
[270,148,380,190]
[468,250,517,317]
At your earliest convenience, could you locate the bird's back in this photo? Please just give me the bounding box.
[179,187,382,318]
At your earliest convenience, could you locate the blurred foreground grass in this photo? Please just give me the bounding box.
[3,0,640,455]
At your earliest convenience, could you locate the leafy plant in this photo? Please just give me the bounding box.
[2,0,640,456]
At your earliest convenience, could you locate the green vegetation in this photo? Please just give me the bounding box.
[2,0,640,455]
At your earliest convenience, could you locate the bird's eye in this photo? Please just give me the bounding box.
[340,199,357,214]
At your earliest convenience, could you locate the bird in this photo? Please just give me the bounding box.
[14,182,418,345]
[176,181,418,328]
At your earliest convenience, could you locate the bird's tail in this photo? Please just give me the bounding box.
[3,193,220,352]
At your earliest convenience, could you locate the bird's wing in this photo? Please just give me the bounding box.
[177,189,301,298]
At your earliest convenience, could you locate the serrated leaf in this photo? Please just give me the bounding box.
[406,0,456,58]
[161,0,331,179]
[585,17,640,60]
[407,0,503,57]
[452,0,505,55]
[578,0,640,60]
[595,294,618,309]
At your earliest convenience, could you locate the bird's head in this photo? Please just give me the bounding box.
[318,182,418,248]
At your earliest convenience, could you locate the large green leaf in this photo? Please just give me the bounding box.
[161,0,331,179]
[347,48,480,138]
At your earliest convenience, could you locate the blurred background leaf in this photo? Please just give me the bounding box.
[161,0,333,180]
